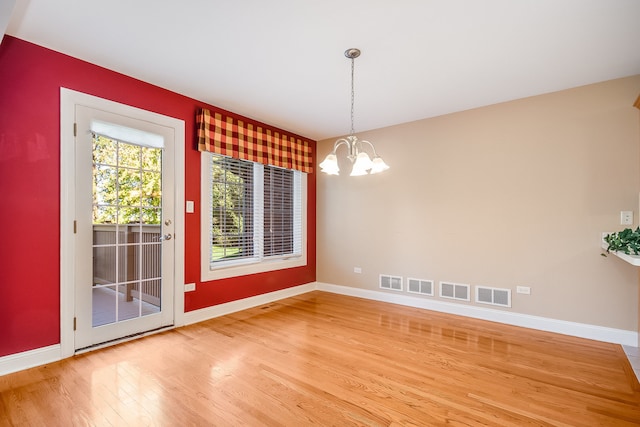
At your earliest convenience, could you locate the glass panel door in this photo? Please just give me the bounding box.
[74,104,175,350]
[91,134,163,327]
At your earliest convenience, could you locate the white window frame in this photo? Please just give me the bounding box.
[200,152,307,281]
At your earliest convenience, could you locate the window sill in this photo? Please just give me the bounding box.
[201,255,307,282]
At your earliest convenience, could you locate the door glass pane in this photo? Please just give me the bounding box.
[91,134,162,327]
[117,283,141,322]
[92,285,117,327]
[118,244,138,283]
[92,245,116,285]
[93,137,117,165]
[118,169,142,207]
[119,143,141,168]
[142,147,161,171]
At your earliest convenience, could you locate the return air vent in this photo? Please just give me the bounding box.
[476,286,511,308]
[380,274,403,292]
[439,282,470,301]
[407,278,434,296]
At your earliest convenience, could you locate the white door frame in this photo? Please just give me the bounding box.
[60,88,186,358]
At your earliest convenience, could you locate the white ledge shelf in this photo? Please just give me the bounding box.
[602,242,640,266]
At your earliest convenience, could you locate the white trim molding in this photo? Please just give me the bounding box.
[0,345,61,377]
[183,283,316,325]
[315,282,638,347]
[60,88,186,357]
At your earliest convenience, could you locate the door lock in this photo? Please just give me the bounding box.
[159,234,172,241]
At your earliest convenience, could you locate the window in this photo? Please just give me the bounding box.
[201,153,306,280]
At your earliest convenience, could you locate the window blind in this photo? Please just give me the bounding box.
[209,155,255,263]
[263,166,300,258]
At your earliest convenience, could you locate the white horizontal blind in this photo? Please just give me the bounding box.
[263,166,302,258]
[209,155,255,264]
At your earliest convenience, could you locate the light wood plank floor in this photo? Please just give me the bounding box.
[1,291,639,426]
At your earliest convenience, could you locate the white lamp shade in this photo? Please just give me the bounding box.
[350,152,373,176]
[323,166,340,175]
[319,153,340,175]
[369,156,390,174]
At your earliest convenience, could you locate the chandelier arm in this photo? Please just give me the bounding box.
[332,138,350,153]
[359,139,379,157]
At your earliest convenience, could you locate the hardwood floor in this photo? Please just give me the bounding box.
[1,291,639,426]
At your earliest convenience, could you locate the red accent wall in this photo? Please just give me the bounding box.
[0,36,316,358]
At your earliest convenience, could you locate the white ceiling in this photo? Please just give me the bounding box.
[6,0,640,141]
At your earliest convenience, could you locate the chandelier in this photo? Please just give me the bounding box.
[319,48,389,176]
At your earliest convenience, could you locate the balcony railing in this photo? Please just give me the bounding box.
[93,224,161,305]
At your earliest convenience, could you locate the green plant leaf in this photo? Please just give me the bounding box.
[604,227,640,255]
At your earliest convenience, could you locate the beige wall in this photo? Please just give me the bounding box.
[317,75,640,331]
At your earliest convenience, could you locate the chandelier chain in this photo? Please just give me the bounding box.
[350,56,355,136]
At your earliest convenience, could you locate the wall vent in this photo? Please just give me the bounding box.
[439,282,470,301]
[407,278,434,296]
[475,286,511,308]
[380,274,403,292]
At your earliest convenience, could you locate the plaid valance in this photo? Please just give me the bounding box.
[196,108,313,173]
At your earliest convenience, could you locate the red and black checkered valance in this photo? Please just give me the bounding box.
[196,108,313,173]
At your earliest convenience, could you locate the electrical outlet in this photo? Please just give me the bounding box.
[354,267,362,274]
[184,283,196,292]
[621,211,633,225]
[516,286,530,295]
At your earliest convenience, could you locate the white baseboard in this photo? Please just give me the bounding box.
[182,283,316,325]
[0,344,61,377]
[315,282,638,347]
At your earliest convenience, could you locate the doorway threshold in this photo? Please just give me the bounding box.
[75,325,174,355]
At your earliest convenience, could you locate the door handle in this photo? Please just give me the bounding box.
[159,234,172,241]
